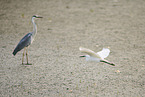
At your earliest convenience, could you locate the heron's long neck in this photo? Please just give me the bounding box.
[31,17,37,37]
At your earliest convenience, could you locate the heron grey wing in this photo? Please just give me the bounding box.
[12,33,32,55]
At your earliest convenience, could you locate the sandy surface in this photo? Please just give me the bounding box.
[0,0,145,97]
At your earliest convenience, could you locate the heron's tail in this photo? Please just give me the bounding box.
[12,46,21,56]
[100,60,115,66]
[12,48,18,56]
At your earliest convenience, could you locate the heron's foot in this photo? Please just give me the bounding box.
[26,63,32,65]
[22,63,32,65]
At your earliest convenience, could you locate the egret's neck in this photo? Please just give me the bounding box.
[31,17,37,37]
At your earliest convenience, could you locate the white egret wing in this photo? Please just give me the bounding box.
[79,47,101,58]
[97,48,110,59]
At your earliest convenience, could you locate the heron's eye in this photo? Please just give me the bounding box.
[32,15,36,17]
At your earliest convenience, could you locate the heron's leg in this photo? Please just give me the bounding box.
[25,47,32,65]
[22,47,26,64]
[26,47,29,64]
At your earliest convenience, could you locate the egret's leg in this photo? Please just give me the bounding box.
[100,60,115,66]
[22,48,26,64]
[26,47,29,64]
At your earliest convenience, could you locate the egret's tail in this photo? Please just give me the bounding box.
[100,60,115,66]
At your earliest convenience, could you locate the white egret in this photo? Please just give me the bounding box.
[79,47,115,66]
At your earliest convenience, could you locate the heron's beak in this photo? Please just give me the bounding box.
[37,16,43,18]
[80,55,86,57]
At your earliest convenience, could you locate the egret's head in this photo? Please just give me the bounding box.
[80,55,89,58]
[80,55,90,60]
[32,15,43,19]
[80,55,100,62]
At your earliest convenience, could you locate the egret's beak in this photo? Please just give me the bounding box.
[80,55,86,57]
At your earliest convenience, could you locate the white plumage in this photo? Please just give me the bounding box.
[79,47,115,66]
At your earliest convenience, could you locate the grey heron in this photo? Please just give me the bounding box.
[79,47,115,66]
[12,15,42,65]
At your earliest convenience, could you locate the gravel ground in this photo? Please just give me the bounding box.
[0,0,145,97]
